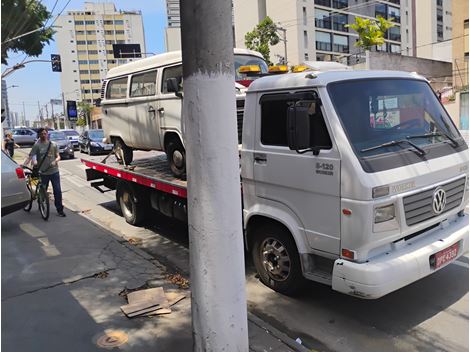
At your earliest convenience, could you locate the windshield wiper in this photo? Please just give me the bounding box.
[360,139,426,156]
[406,131,459,148]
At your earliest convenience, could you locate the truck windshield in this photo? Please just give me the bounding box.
[328,78,462,159]
[234,54,269,80]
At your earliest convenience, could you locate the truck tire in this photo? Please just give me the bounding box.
[166,139,186,179]
[251,223,305,296]
[114,139,133,165]
[116,182,148,225]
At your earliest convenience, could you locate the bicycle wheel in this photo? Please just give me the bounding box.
[23,181,33,212]
[37,185,50,221]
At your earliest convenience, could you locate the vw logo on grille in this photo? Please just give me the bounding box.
[432,187,447,214]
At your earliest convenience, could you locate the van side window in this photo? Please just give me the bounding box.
[106,77,128,99]
[130,71,157,97]
[161,65,182,94]
[260,93,331,148]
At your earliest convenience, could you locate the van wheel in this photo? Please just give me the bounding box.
[116,182,148,225]
[166,139,186,179]
[251,223,305,296]
[114,139,133,165]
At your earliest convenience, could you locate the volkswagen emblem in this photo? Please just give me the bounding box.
[432,187,447,214]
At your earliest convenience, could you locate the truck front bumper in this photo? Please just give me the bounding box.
[332,215,469,299]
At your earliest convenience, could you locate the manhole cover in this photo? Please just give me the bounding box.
[96,330,128,349]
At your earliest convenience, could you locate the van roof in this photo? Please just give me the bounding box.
[106,48,265,79]
[247,70,427,93]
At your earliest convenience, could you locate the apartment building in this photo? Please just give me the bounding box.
[55,2,146,104]
[1,80,11,128]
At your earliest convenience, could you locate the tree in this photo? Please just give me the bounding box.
[1,0,54,65]
[244,16,280,65]
[78,101,92,127]
[346,16,395,51]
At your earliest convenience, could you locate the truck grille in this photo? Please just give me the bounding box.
[236,99,245,144]
[403,177,466,226]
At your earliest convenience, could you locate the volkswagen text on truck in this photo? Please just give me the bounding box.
[101,49,267,177]
[86,68,468,299]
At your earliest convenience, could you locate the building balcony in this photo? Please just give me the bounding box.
[315,18,331,29]
[375,11,387,19]
[332,44,349,53]
[314,0,331,7]
[316,41,332,51]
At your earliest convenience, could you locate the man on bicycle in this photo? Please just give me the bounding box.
[23,128,66,217]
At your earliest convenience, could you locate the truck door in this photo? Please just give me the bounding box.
[158,65,183,150]
[253,91,341,255]
[128,70,160,149]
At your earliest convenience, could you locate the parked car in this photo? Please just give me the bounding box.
[1,150,30,216]
[31,127,55,138]
[10,128,37,146]
[60,129,80,150]
[79,129,113,155]
[48,131,75,159]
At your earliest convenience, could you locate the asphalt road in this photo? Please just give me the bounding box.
[22,148,468,352]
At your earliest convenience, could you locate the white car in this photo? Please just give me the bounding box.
[1,151,30,216]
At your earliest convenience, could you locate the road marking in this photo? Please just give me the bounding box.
[64,174,88,188]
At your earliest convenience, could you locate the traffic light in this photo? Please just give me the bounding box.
[51,54,62,72]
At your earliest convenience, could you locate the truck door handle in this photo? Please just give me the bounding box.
[148,106,156,113]
[157,107,164,113]
[254,153,267,164]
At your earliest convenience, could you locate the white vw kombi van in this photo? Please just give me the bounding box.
[101,48,267,177]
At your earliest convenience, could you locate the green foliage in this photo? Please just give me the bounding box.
[76,117,87,127]
[346,16,395,51]
[244,16,280,65]
[77,101,92,127]
[1,0,54,65]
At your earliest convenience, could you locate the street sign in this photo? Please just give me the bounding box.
[67,101,78,121]
[112,44,142,58]
[50,99,62,105]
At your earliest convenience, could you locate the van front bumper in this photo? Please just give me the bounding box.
[332,215,469,299]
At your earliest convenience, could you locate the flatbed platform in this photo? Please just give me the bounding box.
[81,151,187,198]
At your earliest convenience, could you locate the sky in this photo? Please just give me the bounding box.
[2,0,167,125]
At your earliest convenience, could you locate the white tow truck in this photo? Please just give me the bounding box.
[84,68,469,299]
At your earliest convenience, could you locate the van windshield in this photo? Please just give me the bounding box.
[327,79,462,160]
[234,54,269,80]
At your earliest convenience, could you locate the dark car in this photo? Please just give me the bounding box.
[79,129,113,155]
[60,129,80,150]
[48,131,75,159]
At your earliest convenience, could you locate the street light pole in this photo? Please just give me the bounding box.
[276,24,288,65]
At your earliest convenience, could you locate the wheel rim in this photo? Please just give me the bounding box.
[172,150,184,169]
[120,191,133,219]
[259,237,291,282]
[38,188,49,219]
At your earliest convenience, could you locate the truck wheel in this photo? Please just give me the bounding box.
[166,139,186,179]
[116,182,147,225]
[114,139,133,165]
[251,224,305,296]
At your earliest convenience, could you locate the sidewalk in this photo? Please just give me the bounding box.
[2,206,308,351]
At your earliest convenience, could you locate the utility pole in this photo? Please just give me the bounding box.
[22,102,26,126]
[51,103,57,130]
[276,24,288,65]
[180,0,249,351]
[62,92,69,129]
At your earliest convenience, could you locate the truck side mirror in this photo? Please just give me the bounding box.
[166,78,183,99]
[287,103,311,151]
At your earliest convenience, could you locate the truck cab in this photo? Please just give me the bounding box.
[242,69,469,298]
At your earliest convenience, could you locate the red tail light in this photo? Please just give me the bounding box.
[236,79,254,87]
[15,167,25,179]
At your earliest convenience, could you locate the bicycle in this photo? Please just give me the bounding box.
[22,166,50,220]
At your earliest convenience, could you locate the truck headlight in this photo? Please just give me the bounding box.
[374,204,395,223]
[90,142,99,147]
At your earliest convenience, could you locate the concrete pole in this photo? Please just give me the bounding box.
[180,0,249,351]
[22,102,26,126]
[61,92,69,129]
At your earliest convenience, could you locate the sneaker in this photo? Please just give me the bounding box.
[57,211,66,217]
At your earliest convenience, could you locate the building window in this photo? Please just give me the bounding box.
[332,14,348,32]
[79,70,89,74]
[375,4,387,18]
[315,31,332,51]
[86,30,95,35]
[304,53,309,60]
[75,20,84,25]
[78,60,88,64]
[105,30,114,35]
[83,89,91,93]
[91,79,101,84]
[464,20,469,29]
[115,20,124,25]
[116,40,126,44]
[437,24,443,39]
[106,77,128,99]
[464,52,469,62]
[78,50,87,54]
[76,30,85,35]
[332,0,348,10]
[303,7,307,26]
[77,41,87,45]
[81,80,90,84]
[118,59,127,64]
[315,9,331,29]
[390,44,401,54]
[304,31,308,48]
[376,43,387,52]
[388,6,400,23]
[88,50,98,54]
[333,34,349,53]
[436,8,443,22]
[106,50,114,54]
[87,40,96,44]
[89,70,100,74]
[108,60,116,64]
[130,70,157,97]
[314,0,330,6]
[115,30,125,34]
[89,60,99,64]
[92,89,100,94]
[436,0,442,6]
[388,26,401,41]
[105,40,115,44]
[85,20,95,25]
